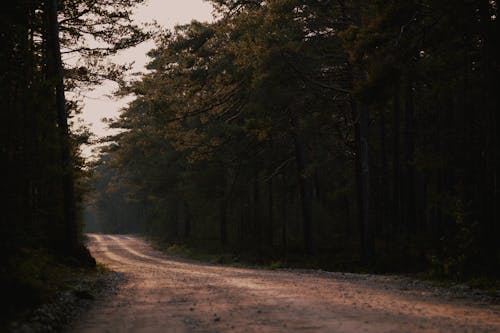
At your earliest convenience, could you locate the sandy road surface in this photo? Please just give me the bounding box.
[70,234,500,332]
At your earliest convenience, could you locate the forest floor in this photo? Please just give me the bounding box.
[68,234,500,333]
[6,258,121,333]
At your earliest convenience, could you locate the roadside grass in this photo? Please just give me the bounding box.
[413,272,500,297]
[0,248,104,330]
[149,237,365,271]
[147,237,499,295]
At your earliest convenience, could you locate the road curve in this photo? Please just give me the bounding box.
[70,234,500,332]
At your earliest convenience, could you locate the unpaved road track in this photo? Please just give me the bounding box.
[71,234,500,332]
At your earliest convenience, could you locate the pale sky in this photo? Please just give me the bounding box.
[77,0,214,158]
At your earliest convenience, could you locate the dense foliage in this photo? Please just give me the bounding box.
[90,0,499,278]
[1,0,146,322]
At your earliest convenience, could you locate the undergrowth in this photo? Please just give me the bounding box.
[149,237,499,293]
[0,248,100,330]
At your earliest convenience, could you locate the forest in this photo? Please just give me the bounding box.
[0,0,148,325]
[1,0,499,328]
[86,0,500,278]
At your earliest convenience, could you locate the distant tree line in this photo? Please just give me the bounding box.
[90,0,499,277]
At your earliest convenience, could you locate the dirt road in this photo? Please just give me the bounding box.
[71,234,500,332]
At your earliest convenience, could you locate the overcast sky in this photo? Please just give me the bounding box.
[78,0,214,157]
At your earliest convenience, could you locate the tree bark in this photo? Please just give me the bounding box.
[184,201,191,239]
[290,115,313,255]
[357,102,374,263]
[379,109,389,239]
[392,81,401,235]
[404,79,416,234]
[45,0,78,252]
[268,179,274,249]
[220,199,227,248]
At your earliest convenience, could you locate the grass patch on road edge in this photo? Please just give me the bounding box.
[1,249,110,331]
[148,237,499,297]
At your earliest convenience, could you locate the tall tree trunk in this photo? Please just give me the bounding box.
[282,185,288,255]
[477,0,499,267]
[379,109,390,241]
[290,115,313,254]
[356,102,374,263]
[404,78,416,234]
[220,199,227,248]
[172,201,179,239]
[392,81,401,235]
[252,177,261,250]
[184,201,191,239]
[45,0,78,252]
[338,0,373,263]
[268,179,274,249]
